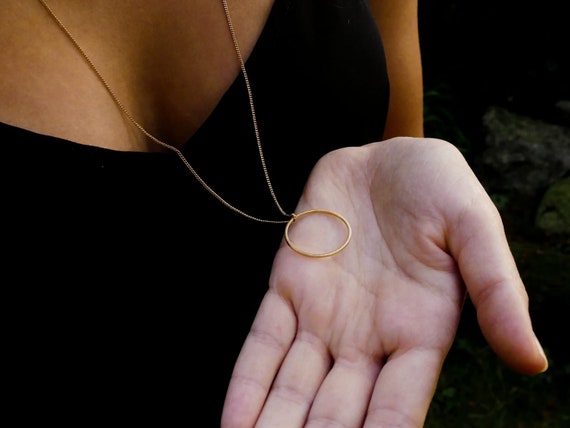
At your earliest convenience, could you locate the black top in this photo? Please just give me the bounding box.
[2,0,389,424]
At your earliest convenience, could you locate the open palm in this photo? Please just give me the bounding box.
[222,137,547,428]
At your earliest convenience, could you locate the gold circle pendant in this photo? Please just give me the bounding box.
[284,209,352,258]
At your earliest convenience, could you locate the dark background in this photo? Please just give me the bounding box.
[417,1,569,426]
[419,0,569,152]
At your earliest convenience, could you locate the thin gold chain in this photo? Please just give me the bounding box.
[36,0,353,257]
[37,0,291,224]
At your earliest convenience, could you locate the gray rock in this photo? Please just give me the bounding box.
[481,106,570,197]
[536,177,570,235]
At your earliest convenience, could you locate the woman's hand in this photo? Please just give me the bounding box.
[222,137,548,428]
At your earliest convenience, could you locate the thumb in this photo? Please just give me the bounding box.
[450,194,548,375]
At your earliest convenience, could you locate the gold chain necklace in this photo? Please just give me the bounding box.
[37,0,351,257]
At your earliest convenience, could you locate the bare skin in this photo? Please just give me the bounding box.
[0,0,424,149]
[0,0,273,151]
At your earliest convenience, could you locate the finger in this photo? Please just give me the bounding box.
[365,348,445,427]
[304,356,380,428]
[255,331,331,427]
[221,291,296,428]
[450,194,548,374]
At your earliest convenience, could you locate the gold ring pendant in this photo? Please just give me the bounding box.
[285,209,352,258]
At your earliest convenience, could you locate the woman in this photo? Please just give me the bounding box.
[0,1,547,426]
